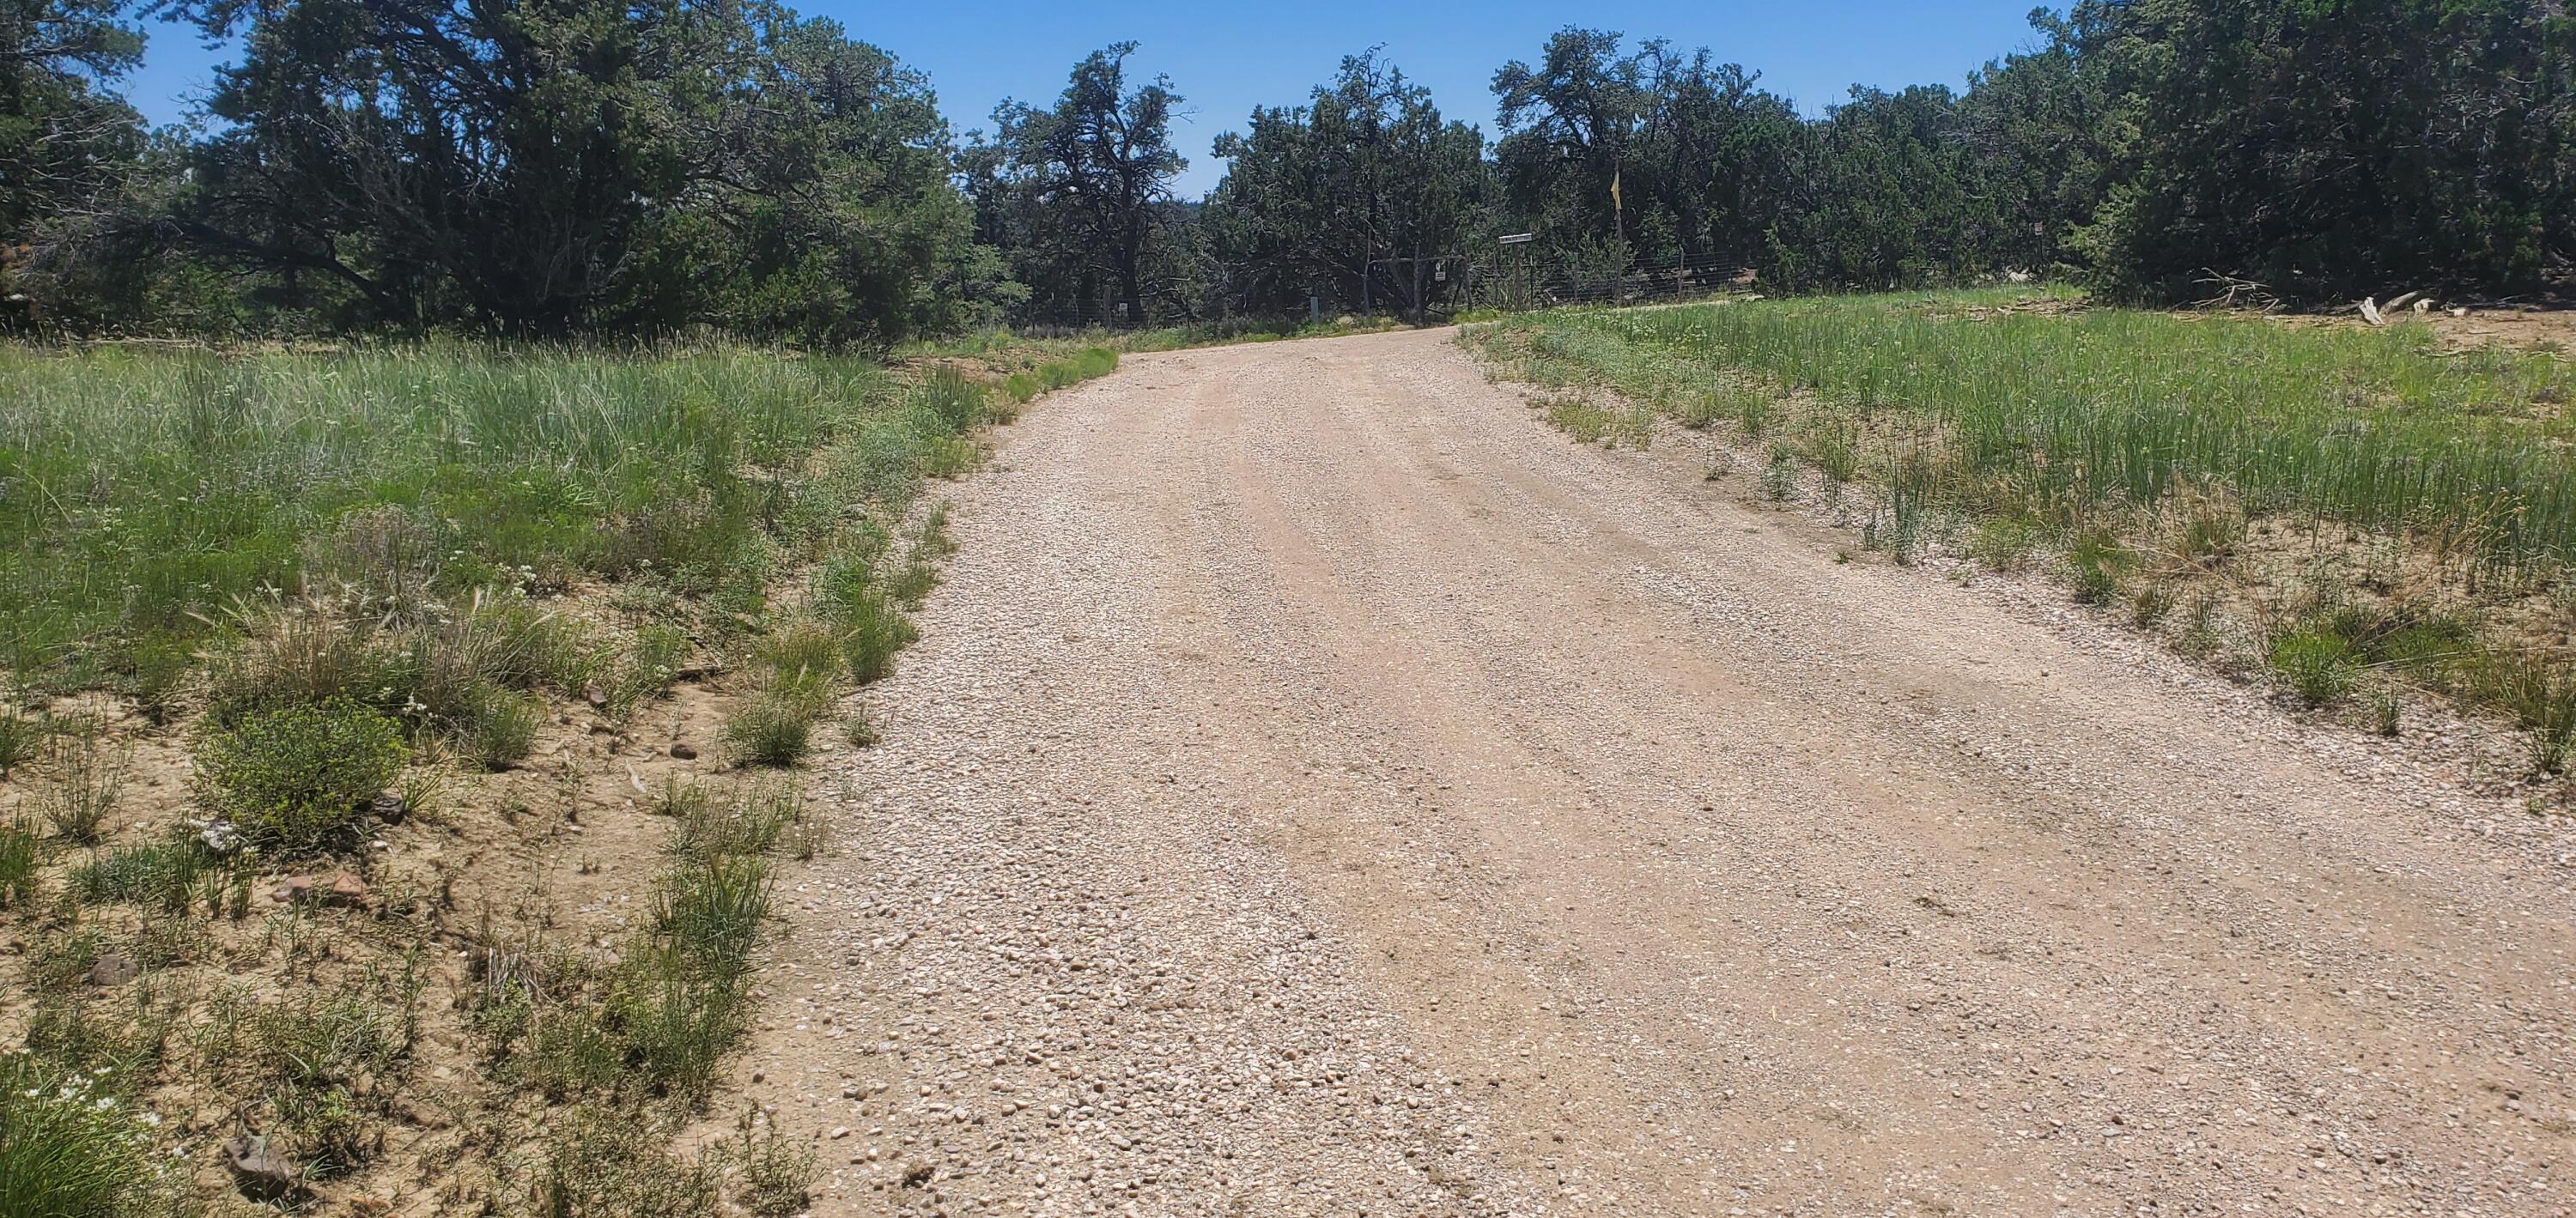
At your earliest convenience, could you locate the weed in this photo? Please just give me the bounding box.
[2167,491,2247,565]
[720,1108,816,1217]
[609,623,692,716]
[1736,391,1774,438]
[70,829,210,909]
[2129,579,2177,629]
[752,619,845,707]
[194,698,407,851]
[2478,657,2576,773]
[722,694,814,768]
[2366,684,2404,736]
[204,605,368,722]
[529,1105,721,1218]
[396,765,451,825]
[841,706,883,747]
[1802,426,1862,489]
[2066,530,2132,605]
[36,722,130,844]
[1759,446,1801,501]
[653,855,774,976]
[1960,517,2034,570]
[0,819,38,908]
[669,783,799,862]
[0,712,38,779]
[835,590,916,685]
[26,986,173,1078]
[1539,395,1611,444]
[647,776,712,821]
[2176,591,2224,657]
[784,816,828,862]
[0,1053,160,1218]
[2268,628,2360,706]
[889,504,957,609]
[462,684,544,769]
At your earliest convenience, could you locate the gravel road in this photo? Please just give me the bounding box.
[741,328,2576,1217]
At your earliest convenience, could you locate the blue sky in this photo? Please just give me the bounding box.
[123,0,2048,197]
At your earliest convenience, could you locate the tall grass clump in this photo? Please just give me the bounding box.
[0,1054,164,1218]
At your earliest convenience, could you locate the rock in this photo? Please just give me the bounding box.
[224,1133,297,1200]
[88,953,139,986]
[670,742,700,760]
[273,872,368,908]
[371,791,405,825]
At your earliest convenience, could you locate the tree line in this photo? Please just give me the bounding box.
[3,0,2569,341]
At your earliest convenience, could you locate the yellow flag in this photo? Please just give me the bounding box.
[1610,167,1622,212]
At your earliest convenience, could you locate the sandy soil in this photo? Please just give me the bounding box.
[735,328,2576,1217]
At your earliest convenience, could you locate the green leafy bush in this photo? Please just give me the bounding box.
[194,699,406,851]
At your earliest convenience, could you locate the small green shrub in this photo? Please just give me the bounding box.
[195,699,407,851]
[2268,628,2360,706]
[720,1110,816,1217]
[2478,657,2576,774]
[752,620,844,706]
[653,855,773,981]
[1759,445,1801,500]
[461,684,544,769]
[835,590,916,685]
[722,694,813,767]
[2066,530,2132,604]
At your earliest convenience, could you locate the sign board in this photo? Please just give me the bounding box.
[1498,233,1535,245]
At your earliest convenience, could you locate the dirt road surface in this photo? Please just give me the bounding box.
[741,328,2576,1217]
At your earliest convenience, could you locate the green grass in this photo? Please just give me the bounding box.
[1473,292,2576,570]
[0,1054,167,1218]
[0,346,893,694]
[1471,288,2576,760]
